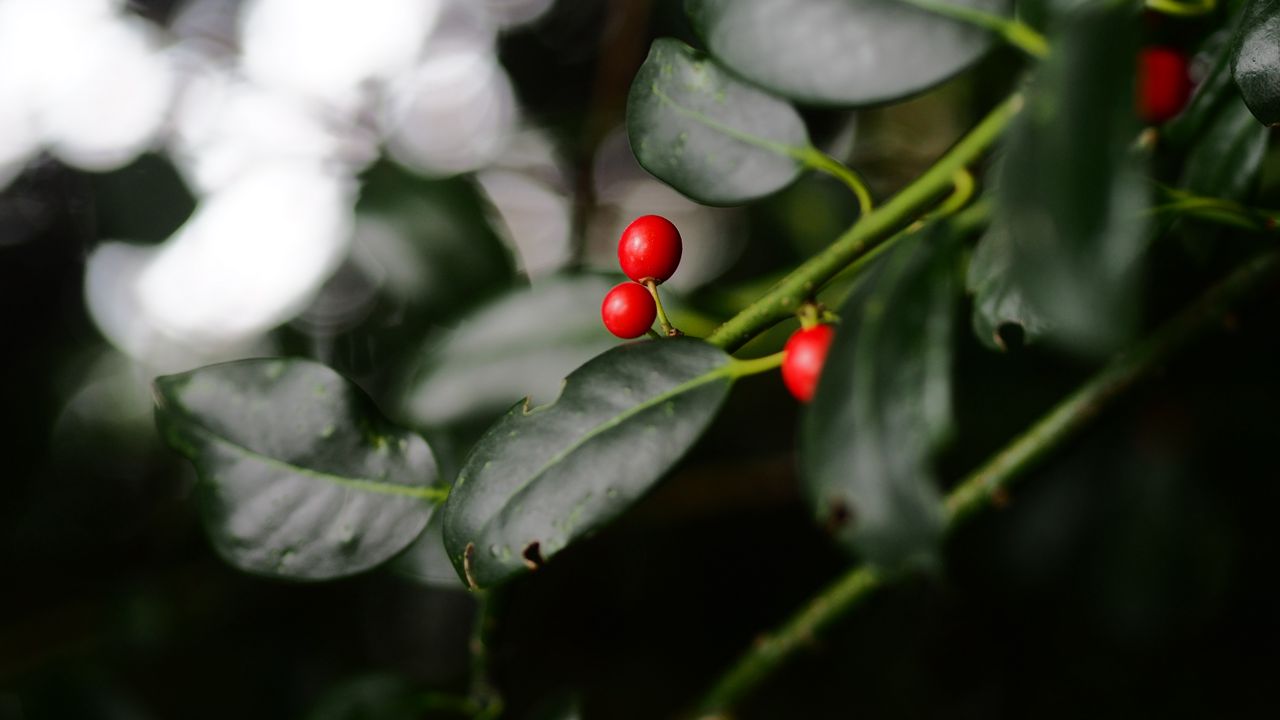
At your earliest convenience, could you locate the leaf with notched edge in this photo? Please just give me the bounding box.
[441,338,735,589]
[154,358,442,581]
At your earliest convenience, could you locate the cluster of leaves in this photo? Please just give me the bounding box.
[151,1,1280,711]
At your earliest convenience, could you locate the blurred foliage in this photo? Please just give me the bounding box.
[3,1,1280,719]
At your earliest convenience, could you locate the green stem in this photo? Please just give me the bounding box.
[469,590,504,720]
[694,249,1280,718]
[1144,0,1216,17]
[727,350,787,379]
[1153,188,1280,233]
[646,279,680,336]
[706,93,1023,352]
[900,0,1050,58]
[802,147,875,216]
[696,566,882,717]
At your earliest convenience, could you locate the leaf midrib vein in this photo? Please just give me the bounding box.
[483,361,733,528]
[177,415,445,502]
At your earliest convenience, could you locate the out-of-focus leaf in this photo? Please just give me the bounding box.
[996,0,1148,355]
[1232,0,1280,126]
[398,274,618,430]
[626,38,809,206]
[1180,95,1270,201]
[1163,16,1243,147]
[685,0,1011,107]
[355,162,516,317]
[305,675,421,720]
[390,507,463,589]
[966,218,1052,350]
[800,224,960,571]
[442,338,734,589]
[154,359,441,581]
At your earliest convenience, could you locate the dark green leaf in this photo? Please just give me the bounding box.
[154,359,441,581]
[801,225,961,571]
[966,218,1052,350]
[626,38,810,206]
[305,675,421,720]
[1180,95,1270,201]
[1232,0,1280,126]
[996,1,1148,355]
[685,0,1011,107]
[442,338,735,588]
[398,274,619,430]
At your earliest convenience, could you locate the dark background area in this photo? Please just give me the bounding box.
[3,1,1280,718]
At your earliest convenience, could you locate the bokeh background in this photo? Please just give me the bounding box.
[3,1,1280,717]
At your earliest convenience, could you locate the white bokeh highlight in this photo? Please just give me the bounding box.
[0,0,173,177]
[136,164,355,346]
[240,0,443,113]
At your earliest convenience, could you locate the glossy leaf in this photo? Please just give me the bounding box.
[154,359,441,581]
[995,1,1147,355]
[686,0,1011,107]
[801,225,960,571]
[398,274,618,430]
[626,37,810,206]
[1179,95,1270,202]
[442,338,734,588]
[966,218,1052,350]
[1232,0,1280,126]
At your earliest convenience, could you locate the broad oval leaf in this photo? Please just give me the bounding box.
[686,0,1010,107]
[801,225,960,571]
[996,2,1148,355]
[1232,0,1280,126]
[626,37,810,206]
[442,338,734,589]
[154,359,441,580]
[398,274,618,430]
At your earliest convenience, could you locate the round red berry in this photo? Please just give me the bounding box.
[1138,46,1192,124]
[601,282,657,339]
[782,324,836,403]
[618,215,682,284]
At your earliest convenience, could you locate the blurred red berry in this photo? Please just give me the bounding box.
[782,324,836,403]
[1138,46,1192,124]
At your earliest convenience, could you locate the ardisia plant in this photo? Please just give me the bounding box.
[150,0,1280,716]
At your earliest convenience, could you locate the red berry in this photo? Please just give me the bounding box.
[1138,46,1192,124]
[601,282,657,339]
[618,215,682,284]
[782,324,836,403]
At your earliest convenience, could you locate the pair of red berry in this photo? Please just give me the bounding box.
[601,215,683,339]
[599,213,835,403]
[1138,46,1192,125]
